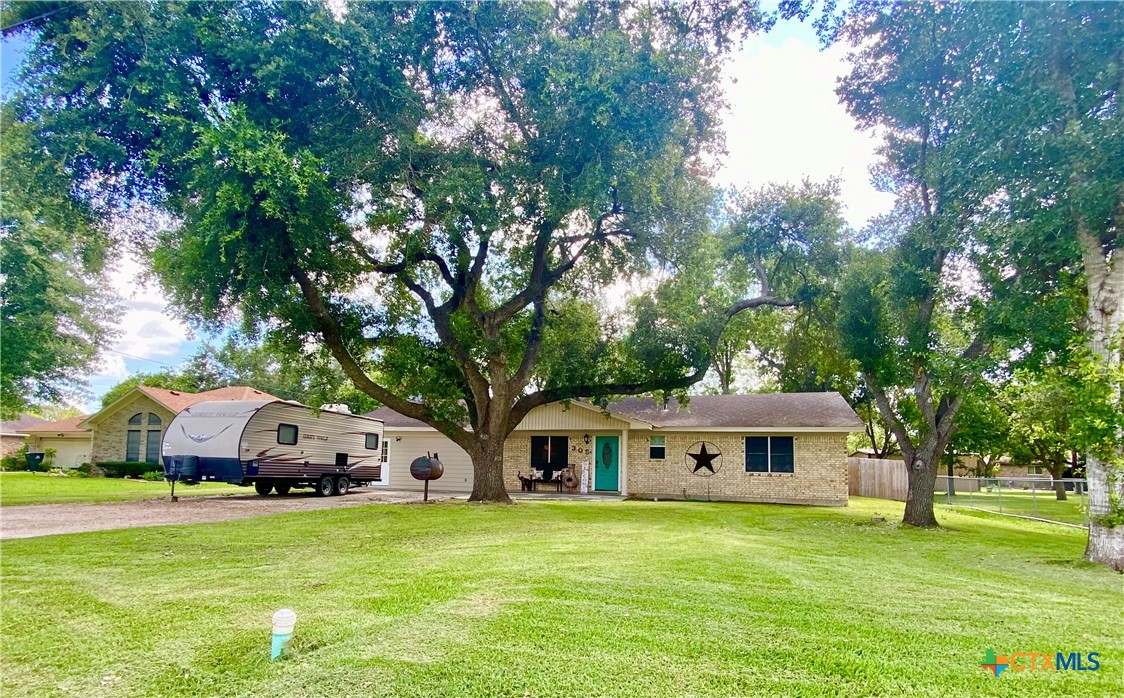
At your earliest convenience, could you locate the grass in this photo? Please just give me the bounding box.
[2,498,1121,698]
[936,489,1088,526]
[0,472,244,506]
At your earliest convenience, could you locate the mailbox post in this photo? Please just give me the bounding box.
[409,453,444,502]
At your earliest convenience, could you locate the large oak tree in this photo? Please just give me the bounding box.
[3,1,824,501]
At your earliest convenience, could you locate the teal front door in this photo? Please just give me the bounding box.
[594,436,619,491]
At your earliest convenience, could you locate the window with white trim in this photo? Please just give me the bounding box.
[649,436,666,460]
[745,436,795,474]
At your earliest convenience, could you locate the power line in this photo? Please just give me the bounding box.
[1,2,80,33]
[104,348,182,370]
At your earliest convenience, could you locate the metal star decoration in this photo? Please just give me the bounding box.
[686,442,721,476]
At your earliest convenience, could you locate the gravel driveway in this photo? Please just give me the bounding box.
[0,489,445,540]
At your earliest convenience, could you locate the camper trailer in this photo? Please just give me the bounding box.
[162,400,384,496]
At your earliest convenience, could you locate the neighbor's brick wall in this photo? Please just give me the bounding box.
[627,431,849,506]
[502,431,617,491]
[92,395,176,463]
[1,434,26,457]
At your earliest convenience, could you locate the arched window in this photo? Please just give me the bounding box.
[126,412,164,463]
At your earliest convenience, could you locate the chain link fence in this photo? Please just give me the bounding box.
[935,475,1089,527]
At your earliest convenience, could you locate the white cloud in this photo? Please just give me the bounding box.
[84,249,196,396]
[719,36,895,227]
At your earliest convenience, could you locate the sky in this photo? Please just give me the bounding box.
[1,12,894,413]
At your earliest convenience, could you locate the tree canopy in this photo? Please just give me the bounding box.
[0,105,118,417]
[4,0,820,501]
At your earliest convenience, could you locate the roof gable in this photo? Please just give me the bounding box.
[82,385,280,427]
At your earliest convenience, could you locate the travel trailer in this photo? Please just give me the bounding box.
[162,400,384,496]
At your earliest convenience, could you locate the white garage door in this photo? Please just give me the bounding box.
[39,438,91,469]
[389,434,473,492]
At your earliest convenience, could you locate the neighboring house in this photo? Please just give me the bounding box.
[23,385,278,469]
[368,392,862,506]
[0,414,47,458]
[22,416,92,468]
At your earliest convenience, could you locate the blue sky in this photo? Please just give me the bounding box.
[2,10,891,412]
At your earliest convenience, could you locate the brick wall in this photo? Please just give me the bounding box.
[1,434,25,457]
[626,431,849,506]
[92,395,176,463]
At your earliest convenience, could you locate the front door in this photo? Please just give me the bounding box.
[594,436,619,491]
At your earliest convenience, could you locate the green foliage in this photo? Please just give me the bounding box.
[96,462,160,479]
[1,445,29,472]
[140,471,164,482]
[4,1,775,470]
[99,372,202,409]
[0,107,119,417]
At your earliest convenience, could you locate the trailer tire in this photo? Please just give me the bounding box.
[316,475,336,497]
[335,476,350,496]
[254,479,273,496]
[274,482,291,495]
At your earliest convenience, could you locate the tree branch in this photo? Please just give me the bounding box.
[289,267,476,450]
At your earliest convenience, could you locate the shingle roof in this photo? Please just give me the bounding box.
[608,393,864,429]
[0,413,48,435]
[137,385,280,413]
[364,407,431,428]
[366,392,862,431]
[21,415,90,434]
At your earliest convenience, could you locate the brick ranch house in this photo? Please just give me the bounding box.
[368,392,863,506]
[22,385,277,469]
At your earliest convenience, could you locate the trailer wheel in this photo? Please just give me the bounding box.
[274,483,291,495]
[316,475,337,497]
[254,479,273,496]
[335,476,350,496]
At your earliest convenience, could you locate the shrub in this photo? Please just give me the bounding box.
[43,447,57,469]
[75,463,93,476]
[141,470,164,481]
[97,461,161,479]
[65,468,87,478]
[1,446,29,471]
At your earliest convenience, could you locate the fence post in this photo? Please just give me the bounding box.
[1031,483,1038,519]
[997,480,1003,514]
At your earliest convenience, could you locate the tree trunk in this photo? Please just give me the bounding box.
[903,440,941,527]
[946,459,956,497]
[1076,225,1123,569]
[1053,477,1067,502]
[468,432,512,503]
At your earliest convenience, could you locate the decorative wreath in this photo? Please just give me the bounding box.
[562,470,579,490]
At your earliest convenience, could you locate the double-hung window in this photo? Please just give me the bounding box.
[649,436,666,460]
[745,436,795,474]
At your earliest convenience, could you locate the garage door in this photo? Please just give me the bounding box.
[39,438,91,469]
[390,434,473,492]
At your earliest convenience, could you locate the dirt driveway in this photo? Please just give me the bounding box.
[0,489,445,540]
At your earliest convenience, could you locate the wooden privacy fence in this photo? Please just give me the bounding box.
[848,457,909,501]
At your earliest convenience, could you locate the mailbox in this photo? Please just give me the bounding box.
[409,453,443,501]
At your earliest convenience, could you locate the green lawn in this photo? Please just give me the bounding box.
[936,489,1089,526]
[0,472,244,506]
[2,498,1120,697]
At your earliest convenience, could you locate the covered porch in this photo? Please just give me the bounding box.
[501,401,650,496]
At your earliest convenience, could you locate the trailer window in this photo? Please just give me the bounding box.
[277,423,298,445]
[365,433,380,450]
